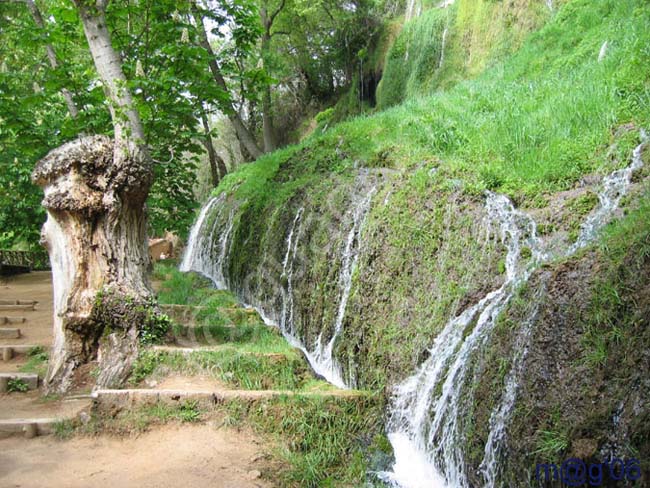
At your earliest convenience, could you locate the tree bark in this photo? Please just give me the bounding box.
[260,3,276,152]
[191,4,262,159]
[199,108,227,186]
[33,1,156,393]
[25,0,79,118]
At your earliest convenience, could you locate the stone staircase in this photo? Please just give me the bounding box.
[92,303,367,415]
[0,295,91,439]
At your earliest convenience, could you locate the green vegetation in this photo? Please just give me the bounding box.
[217,395,384,487]
[19,346,49,377]
[57,400,205,438]
[130,349,310,390]
[7,378,29,393]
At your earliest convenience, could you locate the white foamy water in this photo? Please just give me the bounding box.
[569,130,647,253]
[309,188,376,388]
[382,191,546,487]
[598,40,608,62]
[180,194,224,273]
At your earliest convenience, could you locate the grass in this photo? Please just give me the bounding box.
[55,400,204,439]
[533,430,570,456]
[18,346,48,377]
[218,0,649,207]
[129,349,311,391]
[216,395,385,487]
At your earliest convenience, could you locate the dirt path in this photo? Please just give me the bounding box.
[0,423,274,488]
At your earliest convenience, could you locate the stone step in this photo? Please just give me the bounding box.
[0,372,39,392]
[0,316,27,325]
[0,418,57,438]
[0,300,38,306]
[0,345,40,361]
[0,304,35,312]
[92,387,370,411]
[0,328,21,339]
[151,345,290,360]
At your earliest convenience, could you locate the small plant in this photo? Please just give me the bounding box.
[139,310,172,346]
[533,430,569,456]
[178,400,201,422]
[7,378,29,393]
[20,347,49,376]
[53,419,77,439]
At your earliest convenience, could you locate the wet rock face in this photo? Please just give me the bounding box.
[33,135,154,392]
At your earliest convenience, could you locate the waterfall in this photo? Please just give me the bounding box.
[280,207,305,337]
[479,131,648,486]
[180,179,377,390]
[381,130,647,488]
[438,28,448,69]
[381,191,547,488]
[438,0,456,8]
[546,0,553,11]
[478,294,542,487]
[405,0,422,22]
[598,40,608,62]
[179,193,224,273]
[180,193,236,290]
[307,188,376,388]
[569,130,647,254]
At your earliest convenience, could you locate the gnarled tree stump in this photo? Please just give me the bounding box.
[33,135,156,392]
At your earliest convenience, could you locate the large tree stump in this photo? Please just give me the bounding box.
[32,135,157,393]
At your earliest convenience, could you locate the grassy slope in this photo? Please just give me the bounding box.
[207,0,649,387]
[222,0,649,206]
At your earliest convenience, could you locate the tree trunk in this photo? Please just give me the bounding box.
[25,0,79,118]
[191,4,262,160]
[199,109,227,186]
[33,1,155,393]
[260,7,276,152]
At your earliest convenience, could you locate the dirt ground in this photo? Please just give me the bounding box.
[0,423,273,488]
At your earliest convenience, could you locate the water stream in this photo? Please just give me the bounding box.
[308,188,376,388]
[382,130,647,487]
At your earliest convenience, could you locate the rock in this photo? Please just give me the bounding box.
[246,469,262,480]
[571,438,598,459]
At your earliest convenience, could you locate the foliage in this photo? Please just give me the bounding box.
[19,347,49,377]
[139,311,172,346]
[7,378,29,393]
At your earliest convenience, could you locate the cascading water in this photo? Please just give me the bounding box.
[180,193,224,275]
[478,131,648,487]
[181,179,377,390]
[381,191,547,488]
[382,130,647,488]
[405,0,422,22]
[569,130,647,253]
[438,28,448,69]
[306,188,376,388]
[598,40,609,62]
[279,207,305,337]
